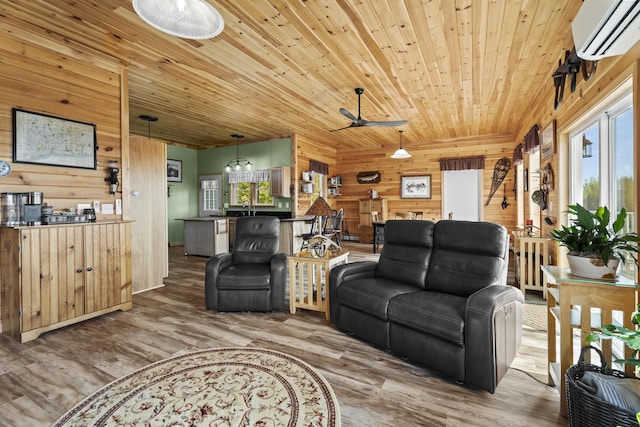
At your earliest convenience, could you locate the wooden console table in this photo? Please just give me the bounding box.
[288,249,349,319]
[541,266,639,416]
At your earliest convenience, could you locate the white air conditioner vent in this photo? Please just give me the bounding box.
[572,0,640,60]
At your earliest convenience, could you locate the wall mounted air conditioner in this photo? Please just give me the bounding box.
[572,0,640,60]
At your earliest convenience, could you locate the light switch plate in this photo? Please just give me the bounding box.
[93,200,100,212]
[115,199,122,214]
[102,203,114,215]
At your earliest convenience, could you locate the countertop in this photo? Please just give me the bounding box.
[177,216,314,222]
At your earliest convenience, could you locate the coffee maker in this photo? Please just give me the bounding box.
[24,192,43,225]
[1,191,43,226]
[1,192,22,226]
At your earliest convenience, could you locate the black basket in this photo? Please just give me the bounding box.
[566,345,639,427]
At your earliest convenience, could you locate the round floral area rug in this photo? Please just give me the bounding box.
[53,347,340,427]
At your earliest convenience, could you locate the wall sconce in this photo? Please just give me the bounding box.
[582,134,593,158]
[105,160,120,194]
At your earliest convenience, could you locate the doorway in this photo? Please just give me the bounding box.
[199,174,223,217]
[442,169,482,221]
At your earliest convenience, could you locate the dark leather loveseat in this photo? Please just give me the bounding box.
[329,220,523,393]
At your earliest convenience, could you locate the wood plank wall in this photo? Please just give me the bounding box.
[292,134,338,215]
[0,29,126,217]
[333,134,517,240]
[513,31,640,268]
[0,28,126,331]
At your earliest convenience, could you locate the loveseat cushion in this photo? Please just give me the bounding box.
[388,291,467,346]
[336,277,418,321]
[376,220,434,289]
[426,220,508,297]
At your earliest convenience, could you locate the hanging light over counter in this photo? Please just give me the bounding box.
[225,134,253,172]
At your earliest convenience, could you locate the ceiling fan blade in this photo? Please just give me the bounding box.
[363,120,408,127]
[329,124,357,132]
[339,108,358,122]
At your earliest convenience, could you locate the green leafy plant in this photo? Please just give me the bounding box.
[587,303,640,373]
[549,204,639,266]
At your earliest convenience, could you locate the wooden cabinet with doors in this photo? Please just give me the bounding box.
[270,166,291,197]
[358,198,387,243]
[0,221,132,343]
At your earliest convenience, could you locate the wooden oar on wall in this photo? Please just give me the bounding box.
[485,157,511,206]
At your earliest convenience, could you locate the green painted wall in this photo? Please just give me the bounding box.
[167,145,199,244]
[167,137,292,244]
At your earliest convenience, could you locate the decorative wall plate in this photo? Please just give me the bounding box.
[0,160,11,177]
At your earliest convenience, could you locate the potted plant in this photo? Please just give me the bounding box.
[549,204,639,279]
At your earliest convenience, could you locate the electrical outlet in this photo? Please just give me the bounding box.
[93,200,100,212]
[115,199,122,214]
[102,204,114,215]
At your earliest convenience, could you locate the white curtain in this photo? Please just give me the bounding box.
[201,180,218,189]
[228,169,270,184]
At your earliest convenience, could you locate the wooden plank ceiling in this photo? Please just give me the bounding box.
[4,0,582,151]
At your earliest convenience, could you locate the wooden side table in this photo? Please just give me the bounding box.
[288,250,349,320]
[542,266,639,417]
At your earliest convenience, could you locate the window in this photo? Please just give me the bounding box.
[230,181,274,207]
[569,89,634,277]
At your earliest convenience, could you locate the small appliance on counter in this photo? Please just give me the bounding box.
[24,192,43,225]
[1,191,43,226]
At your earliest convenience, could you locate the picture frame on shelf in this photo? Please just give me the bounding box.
[12,108,97,169]
[401,175,431,199]
[167,159,182,182]
[540,120,556,161]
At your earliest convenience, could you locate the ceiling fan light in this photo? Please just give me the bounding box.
[246,161,252,169]
[391,148,412,159]
[133,0,224,40]
[225,164,231,172]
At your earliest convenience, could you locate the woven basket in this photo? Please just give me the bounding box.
[566,346,639,427]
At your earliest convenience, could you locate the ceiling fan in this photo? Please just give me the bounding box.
[330,87,407,132]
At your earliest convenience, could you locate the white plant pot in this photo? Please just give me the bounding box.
[567,254,620,280]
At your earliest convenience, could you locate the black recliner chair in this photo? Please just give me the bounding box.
[205,216,286,312]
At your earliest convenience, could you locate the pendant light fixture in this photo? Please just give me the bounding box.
[225,134,253,172]
[133,0,225,40]
[390,130,411,159]
[139,114,158,140]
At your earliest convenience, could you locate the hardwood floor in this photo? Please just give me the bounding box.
[0,243,565,426]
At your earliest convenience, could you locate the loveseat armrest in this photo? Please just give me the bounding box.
[204,253,233,310]
[270,253,288,311]
[465,285,524,393]
[329,261,377,322]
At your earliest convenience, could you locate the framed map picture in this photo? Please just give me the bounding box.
[12,108,97,169]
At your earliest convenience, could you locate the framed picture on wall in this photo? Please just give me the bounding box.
[540,120,556,160]
[401,175,431,199]
[12,108,97,169]
[167,159,182,182]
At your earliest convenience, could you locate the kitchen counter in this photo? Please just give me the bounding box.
[179,215,313,255]
[178,217,229,256]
